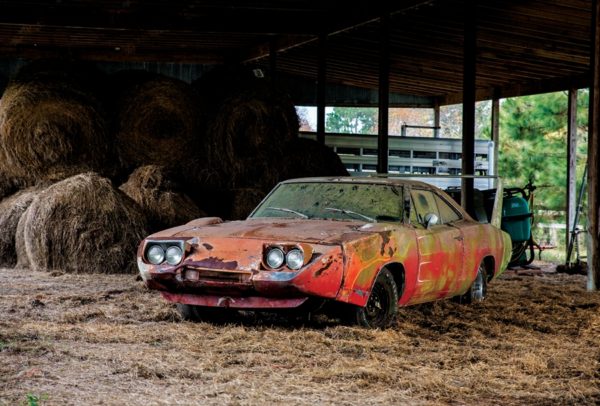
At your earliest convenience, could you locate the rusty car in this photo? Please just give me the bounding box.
[138,177,512,328]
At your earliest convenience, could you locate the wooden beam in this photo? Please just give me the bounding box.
[242,1,435,63]
[269,38,277,80]
[377,13,390,174]
[461,0,476,216]
[566,88,578,258]
[316,33,327,145]
[441,74,590,105]
[491,92,500,176]
[588,0,600,291]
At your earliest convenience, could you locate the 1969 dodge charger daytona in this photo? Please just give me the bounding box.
[138,177,512,328]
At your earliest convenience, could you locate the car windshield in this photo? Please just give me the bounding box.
[250,182,403,222]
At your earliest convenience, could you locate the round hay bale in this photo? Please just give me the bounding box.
[0,187,43,267]
[227,188,266,220]
[119,165,205,232]
[280,138,349,180]
[0,80,112,182]
[15,210,29,269]
[0,73,7,98]
[0,170,21,201]
[194,65,299,190]
[113,74,203,173]
[22,173,149,274]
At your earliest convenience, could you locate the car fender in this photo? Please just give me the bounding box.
[335,229,419,307]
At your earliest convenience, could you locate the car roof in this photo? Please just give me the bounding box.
[280,176,440,190]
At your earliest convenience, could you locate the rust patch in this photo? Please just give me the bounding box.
[187,257,238,270]
[202,243,214,250]
[388,246,395,257]
[379,231,391,256]
[314,257,334,277]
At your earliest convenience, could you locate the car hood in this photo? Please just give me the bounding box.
[148,217,397,245]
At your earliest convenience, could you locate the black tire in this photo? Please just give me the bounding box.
[344,268,399,328]
[176,304,233,323]
[458,263,488,304]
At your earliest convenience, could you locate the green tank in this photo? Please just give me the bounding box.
[501,196,532,243]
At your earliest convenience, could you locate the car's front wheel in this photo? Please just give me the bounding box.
[344,268,399,328]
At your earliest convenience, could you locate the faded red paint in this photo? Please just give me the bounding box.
[138,178,511,311]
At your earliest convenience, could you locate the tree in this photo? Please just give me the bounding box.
[498,91,588,214]
[325,107,377,134]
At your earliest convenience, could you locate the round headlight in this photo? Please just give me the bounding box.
[266,248,285,269]
[286,248,304,270]
[165,246,183,265]
[147,245,165,265]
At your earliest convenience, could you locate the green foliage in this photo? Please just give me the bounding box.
[25,393,48,406]
[439,101,492,139]
[498,90,589,216]
[325,107,377,134]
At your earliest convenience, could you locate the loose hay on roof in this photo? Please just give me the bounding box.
[20,173,148,274]
[119,165,205,232]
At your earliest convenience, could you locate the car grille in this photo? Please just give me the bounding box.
[182,267,252,285]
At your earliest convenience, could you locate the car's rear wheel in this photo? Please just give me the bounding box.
[344,268,398,328]
[176,304,233,322]
[458,263,488,304]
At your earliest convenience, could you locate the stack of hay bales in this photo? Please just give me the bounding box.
[113,73,203,179]
[0,60,349,274]
[0,60,113,183]
[119,165,204,232]
[18,173,148,274]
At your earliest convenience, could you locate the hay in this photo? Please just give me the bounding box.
[0,187,43,267]
[194,65,299,190]
[280,138,349,180]
[0,170,22,200]
[113,74,203,173]
[1,266,599,404]
[119,165,205,232]
[0,80,112,182]
[15,210,29,269]
[21,173,148,274]
[226,188,266,220]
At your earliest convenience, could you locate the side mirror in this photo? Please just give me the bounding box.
[423,213,439,229]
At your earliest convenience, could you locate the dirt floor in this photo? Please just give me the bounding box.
[1,262,599,405]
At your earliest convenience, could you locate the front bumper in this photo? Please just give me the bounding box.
[138,242,344,309]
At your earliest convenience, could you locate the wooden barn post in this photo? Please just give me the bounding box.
[491,90,500,176]
[566,88,578,257]
[588,0,600,291]
[317,33,327,145]
[461,0,476,216]
[377,13,390,174]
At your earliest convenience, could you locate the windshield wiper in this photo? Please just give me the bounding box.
[265,206,309,219]
[325,207,375,222]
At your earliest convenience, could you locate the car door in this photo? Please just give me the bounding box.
[407,188,465,304]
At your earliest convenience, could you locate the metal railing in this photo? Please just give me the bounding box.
[299,131,495,176]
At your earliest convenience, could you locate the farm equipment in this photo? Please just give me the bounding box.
[501,180,537,267]
[556,166,588,275]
